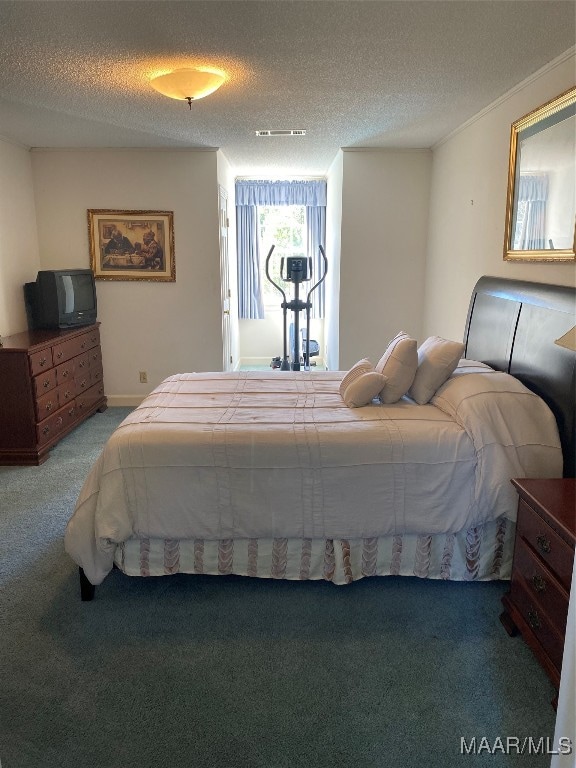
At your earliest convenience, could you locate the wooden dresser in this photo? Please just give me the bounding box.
[500,478,575,704]
[0,323,106,465]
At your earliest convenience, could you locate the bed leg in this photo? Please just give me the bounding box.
[79,567,96,601]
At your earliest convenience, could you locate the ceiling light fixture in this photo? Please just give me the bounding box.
[150,68,225,108]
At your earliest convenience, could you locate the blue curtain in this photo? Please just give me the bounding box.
[514,173,548,250]
[236,204,264,319]
[306,205,326,318]
[236,180,327,319]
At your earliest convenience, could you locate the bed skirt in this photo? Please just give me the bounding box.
[113,517,514,585]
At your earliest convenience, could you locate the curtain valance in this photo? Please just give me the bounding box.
[236,180,327,207]
[518,173,548,202]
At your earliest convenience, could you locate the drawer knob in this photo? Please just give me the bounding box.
[531,574,546,592]
[56,351,63,359]
[42,425,49,435]
[527,609,541,630]
[39,357,47,367]
[81,342,86,349]
[68,407,75,417]
[56,417,63,427]
[45,401,53,412]
[43,380,50,388]
[80,380,86,388]
[536,535,551,554]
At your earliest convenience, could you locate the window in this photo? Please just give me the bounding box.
[258,205,306,307]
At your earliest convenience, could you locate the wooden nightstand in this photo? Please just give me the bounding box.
[500,478,575,706]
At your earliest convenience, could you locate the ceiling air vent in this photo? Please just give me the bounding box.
[255,129,307,137]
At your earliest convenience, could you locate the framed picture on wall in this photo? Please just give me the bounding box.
[88,209,175,281]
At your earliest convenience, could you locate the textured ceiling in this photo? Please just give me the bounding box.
[0,1,574,176]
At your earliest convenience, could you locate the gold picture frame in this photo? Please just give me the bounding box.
[88,209,175,280]
[503,87,576,263]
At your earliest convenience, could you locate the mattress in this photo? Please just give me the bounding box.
[65,362,562,585]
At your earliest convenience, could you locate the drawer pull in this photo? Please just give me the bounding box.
[68,407,75,417]
[45,401,53,412]
[42,425,50,435]
[531,574,546,592]
[39,357,47,367]
[536,535,551,554]
[43,380,50,388]
[81,342,86,349]
[56,351,63,359]
[56,417,63,427]
[64,390,72,399]
[79,361,86,368]
[80,380,87,388]
[527,609,541,630]
[62,370,69,378]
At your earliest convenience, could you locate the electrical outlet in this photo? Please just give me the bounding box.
[139,371,148,383]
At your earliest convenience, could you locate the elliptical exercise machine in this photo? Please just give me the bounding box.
[265,244,328,371]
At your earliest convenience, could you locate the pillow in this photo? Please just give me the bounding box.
[408,336,465,404]
[343,371,388,408]
[339,358,374,397]
[375,332,418,404]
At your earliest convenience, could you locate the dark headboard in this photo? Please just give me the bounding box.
[463,276,575,477]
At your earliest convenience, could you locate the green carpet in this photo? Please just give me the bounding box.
[0,408,558,768]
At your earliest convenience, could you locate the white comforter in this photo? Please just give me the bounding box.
[65,363,562,584]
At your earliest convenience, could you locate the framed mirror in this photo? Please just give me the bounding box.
[503,87,576,262]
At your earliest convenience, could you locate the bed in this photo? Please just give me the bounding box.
[65,276,575,599]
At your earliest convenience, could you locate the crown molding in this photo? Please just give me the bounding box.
[433,46,576,149]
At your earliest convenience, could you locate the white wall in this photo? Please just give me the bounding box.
[31,149,223,403]
[423,51,576,342]
[338,149,432,370]
[0,138,41,337]
[325,150,343,371]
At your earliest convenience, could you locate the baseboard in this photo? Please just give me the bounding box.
[106,395,146,407]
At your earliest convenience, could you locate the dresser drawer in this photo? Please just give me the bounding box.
[509,578,565,671]
[75,368,93,395]
[87,347,102,369]
[36,407,67,447]
[29,348,53,377]
[35,389,60,421]
[90,364,103,385]
[75,352,90,376]
[52,337,80,365]
[33,368,57,398]
[78,327,100,352]
[55,359,75,386]
[513,538,569,633]
[76,381,105,414]
[517,499,573,590]
[56,381,76,407]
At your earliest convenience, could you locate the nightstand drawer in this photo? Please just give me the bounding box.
[513,538,569,633]
[517,499,573,590]
[509,579,565,672]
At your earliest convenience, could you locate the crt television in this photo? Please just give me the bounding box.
[25,269,97,330]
